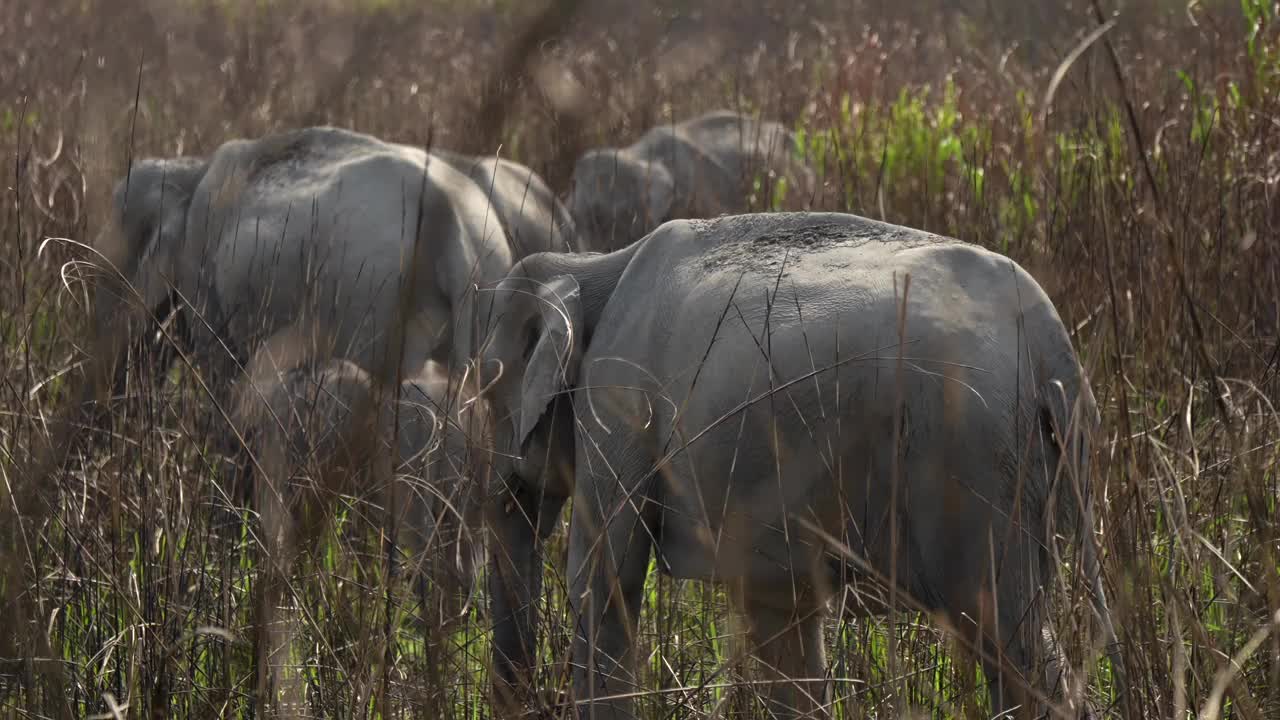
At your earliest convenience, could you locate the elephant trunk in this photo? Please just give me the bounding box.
[487,467,567,712]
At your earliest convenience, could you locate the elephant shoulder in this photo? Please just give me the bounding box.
[632,123,693,163]
[595,219,711,303]
[490,157,578,253]
[243,127,429,193]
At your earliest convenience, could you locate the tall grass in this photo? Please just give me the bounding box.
[2,0,1278,717]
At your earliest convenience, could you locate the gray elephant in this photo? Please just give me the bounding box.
[568,110,815,252]
[236,356,488,623]
[35,126,561,708]
[50,125,571,509]
[473,212,1125,718]
[87,126,571,400]
[233,354,490,701]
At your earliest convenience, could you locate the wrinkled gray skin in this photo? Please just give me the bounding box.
[476,213,1125,718]
[569,110,815,252]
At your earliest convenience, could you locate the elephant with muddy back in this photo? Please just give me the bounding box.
[32,125,571,705]
[472,212,1127,718]
[569,110,817,253]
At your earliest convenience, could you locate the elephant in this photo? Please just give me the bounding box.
[87,126,572,400]
[473,212,1126,719]
[235,355,489,624]
[49,124,573,507]
[33,125,563,708]
[568,110,816,252]
[232,353,490,704]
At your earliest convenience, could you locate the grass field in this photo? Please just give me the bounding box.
[2,0,1279,717]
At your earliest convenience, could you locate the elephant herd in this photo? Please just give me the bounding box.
[67,111,1126,718]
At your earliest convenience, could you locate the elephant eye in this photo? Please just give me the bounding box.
[522,324,539,360]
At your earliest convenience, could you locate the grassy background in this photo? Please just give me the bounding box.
[2,0,1279,717]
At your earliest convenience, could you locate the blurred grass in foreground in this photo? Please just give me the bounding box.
[2,0,1278,717]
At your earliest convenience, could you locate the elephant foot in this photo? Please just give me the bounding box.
[490,684,569,720]
[533,687,572,720]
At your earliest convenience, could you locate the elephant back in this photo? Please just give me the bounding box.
[181,126,511,386]
[678,111,813,209]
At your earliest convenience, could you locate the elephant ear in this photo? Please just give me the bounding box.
[109,158,206,312]
[518,275,582,449]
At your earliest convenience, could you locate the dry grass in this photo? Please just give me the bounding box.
[2,0,1279,718]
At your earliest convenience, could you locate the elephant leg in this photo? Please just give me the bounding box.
[1039,622,1092,719]
[982,633,1037,720]
[567,478,655,720]
[949,579,1043,720]
[408,486,470,634]
[735,587,830,720]
[250,438,302,716]
[242,358,377,715]
[248,424,329,716]
[401,482,437,627]
[212,443,253,540]
[488,482,566,715]
[434,483,474,628]
[389,437,449,632]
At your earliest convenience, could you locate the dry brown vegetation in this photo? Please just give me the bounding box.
[2,0,1278,718]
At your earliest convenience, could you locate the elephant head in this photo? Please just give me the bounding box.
[90,157,208,405]
[482,275,581,473]
[463,243,644,708]
[569,149,673,252]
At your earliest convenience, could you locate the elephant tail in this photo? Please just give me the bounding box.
[1039,371,1129,716]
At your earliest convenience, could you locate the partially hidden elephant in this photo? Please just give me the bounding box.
[231,353,491,704]
[87,125,572,403]
[38,125,563,708]
[77,121,565,562]
[395,359,492,625]
[235,356,489,627]
[473,212,1126,719]
[568,110,816,253]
